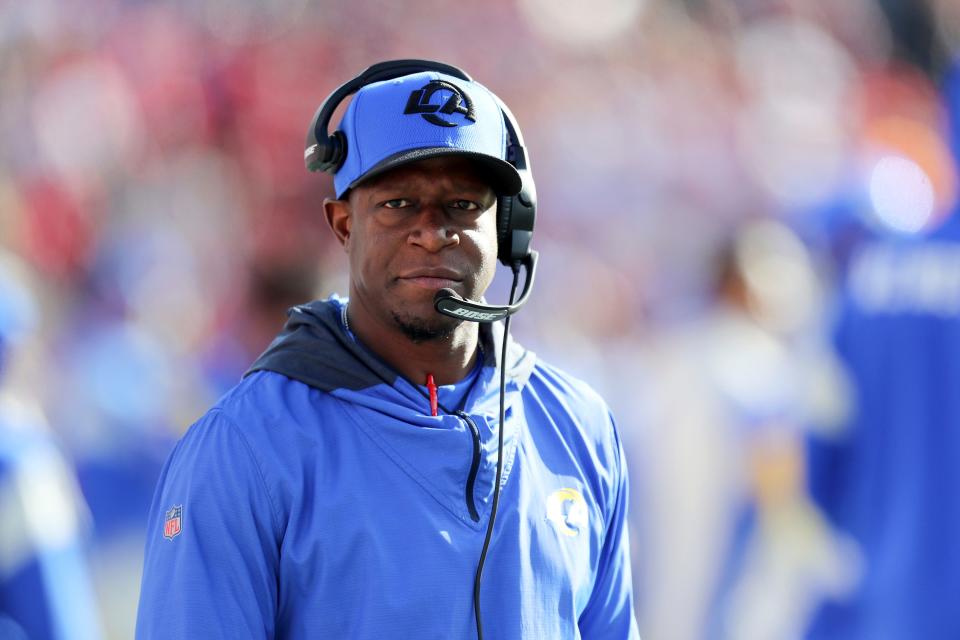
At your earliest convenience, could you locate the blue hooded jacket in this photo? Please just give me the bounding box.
[136,297,639,639]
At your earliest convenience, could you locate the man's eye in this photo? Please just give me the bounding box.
[382,199,412,209]
[451,200,480,211]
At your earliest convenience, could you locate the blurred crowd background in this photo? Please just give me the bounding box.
[2,0,959,638]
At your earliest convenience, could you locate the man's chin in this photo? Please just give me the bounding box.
[390,309,461,343]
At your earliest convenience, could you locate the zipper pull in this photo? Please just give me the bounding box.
[426,374,438,417]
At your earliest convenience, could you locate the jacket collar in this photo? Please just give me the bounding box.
[245,296,535,415]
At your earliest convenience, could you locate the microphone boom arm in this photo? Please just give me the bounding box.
[434,251,538,323]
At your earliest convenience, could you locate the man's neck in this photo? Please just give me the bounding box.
[345,303,479,387]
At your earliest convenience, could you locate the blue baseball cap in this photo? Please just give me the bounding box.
[332,71,522,199]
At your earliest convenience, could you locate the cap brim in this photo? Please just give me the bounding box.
[347,147,522,197]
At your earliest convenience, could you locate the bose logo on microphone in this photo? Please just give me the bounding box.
[447,307,502,321]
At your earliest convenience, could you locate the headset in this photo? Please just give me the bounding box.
[304,59,538,323]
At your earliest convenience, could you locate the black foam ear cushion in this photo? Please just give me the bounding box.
[305,131,347,174]
[498,185,535,266]
[496,195,514,265]
[325,131,347,173]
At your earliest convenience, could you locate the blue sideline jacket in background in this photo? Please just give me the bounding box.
[805,59,960,640]
[136,297,639,639]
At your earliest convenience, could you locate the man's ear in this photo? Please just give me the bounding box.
[323,198,352,250]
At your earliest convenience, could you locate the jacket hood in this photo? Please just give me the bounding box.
[244,297,536,412]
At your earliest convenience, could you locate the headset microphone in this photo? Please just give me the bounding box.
[433,251,538,323]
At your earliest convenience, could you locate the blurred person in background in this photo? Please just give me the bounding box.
[806,50,960,639]
[630,221,857,640]
[0,252,103,640]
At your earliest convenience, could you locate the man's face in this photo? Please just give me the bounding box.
[326,156,499,342]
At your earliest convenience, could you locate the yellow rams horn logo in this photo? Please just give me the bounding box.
[546,488,588,537]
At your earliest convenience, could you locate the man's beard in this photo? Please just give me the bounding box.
[391,309,460,343]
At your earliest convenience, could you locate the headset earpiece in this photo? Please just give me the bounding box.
[305,116,347,174]
[497,191,535,266]
[496,128,536,266]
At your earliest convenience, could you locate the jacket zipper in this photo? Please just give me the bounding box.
[457,411,482,522]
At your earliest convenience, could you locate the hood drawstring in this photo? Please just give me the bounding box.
[426,374,438,417]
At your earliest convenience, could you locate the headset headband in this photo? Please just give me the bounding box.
[306,60,474,173]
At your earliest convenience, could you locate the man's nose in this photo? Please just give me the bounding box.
[408,205,459,251]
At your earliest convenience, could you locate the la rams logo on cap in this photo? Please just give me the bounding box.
[403,80,476,128]
[546,488,588,537]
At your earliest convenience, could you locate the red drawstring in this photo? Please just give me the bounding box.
[426,374,438,417]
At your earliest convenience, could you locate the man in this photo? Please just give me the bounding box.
[136,62,639,639]
[631,221,856,640]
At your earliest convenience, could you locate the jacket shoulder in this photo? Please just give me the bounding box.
[188,370,335,478]
[524,359,623,474]
[210,369,328,429]
[527,359,614,425]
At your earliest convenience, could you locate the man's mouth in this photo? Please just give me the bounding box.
[397,269,463,290]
